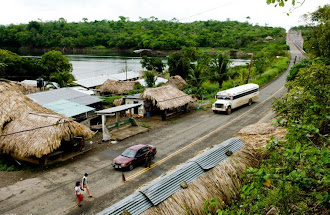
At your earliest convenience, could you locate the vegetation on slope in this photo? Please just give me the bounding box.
[0,18,285,51]
[203,5,330,214]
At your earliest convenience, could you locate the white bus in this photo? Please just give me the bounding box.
[212,83,259,114]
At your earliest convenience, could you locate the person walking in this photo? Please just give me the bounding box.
[82,173,92,198]
[145,148,153,168]
[75,181,84,207]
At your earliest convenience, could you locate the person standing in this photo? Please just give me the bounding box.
[82,173,92,198]
[75,181,84,207]
[145,148,153,168]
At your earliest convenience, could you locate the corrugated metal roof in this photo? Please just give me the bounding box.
[73,71,142,88]
[96,104,142,114]
[109,71,141,81]
[73,75,116,88]
[27,87,102,106]
[97,192,152,215]
[43,100,95,117]
[138,77,168,87]
[188,137,245,170]
[140,162,204,205]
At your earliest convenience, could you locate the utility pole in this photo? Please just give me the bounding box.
[125,60,128,80]
[246,53,254,84]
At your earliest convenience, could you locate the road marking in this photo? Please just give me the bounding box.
[126,86,285,181]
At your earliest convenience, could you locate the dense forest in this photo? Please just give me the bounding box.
[0,17,286,51]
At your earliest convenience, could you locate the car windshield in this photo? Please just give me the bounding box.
[121,149,137,158]
[217,95,231,100]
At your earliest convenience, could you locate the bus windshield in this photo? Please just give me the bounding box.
[217,95,231,100]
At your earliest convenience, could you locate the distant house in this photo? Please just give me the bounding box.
[265,36,274,41]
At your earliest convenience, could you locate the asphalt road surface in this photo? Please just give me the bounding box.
[0,37,305,215]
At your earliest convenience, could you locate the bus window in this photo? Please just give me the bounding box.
[217,95,231,100]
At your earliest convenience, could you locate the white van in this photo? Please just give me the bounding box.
[212,83,259,114]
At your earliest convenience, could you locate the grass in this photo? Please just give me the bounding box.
[0,159,18,171]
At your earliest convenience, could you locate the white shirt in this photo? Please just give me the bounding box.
[82,176,88,185]
[75,186,82,195]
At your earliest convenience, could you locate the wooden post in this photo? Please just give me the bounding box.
[246,53,254,84]
[129,108,132,118]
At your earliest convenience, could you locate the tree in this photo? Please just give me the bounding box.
[304,4,330,58]
[140,56,165,73]
[188,63,206,90]
[143,70,157,87]
[208,53,231,89]
[254,52,270,77]
[40,50,73,76]
[40,50,75,86]
[49,70,75,87]
[168,47,198,79]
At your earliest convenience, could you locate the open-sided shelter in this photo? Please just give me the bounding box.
[0,80,93,165]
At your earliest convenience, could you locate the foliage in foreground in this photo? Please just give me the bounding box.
[204,61,330,214]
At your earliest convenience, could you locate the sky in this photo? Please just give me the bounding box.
[1,0,328,30]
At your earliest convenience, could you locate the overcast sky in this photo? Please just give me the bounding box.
[1,0,328,30]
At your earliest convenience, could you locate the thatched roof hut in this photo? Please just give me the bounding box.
[99,79,139,94]
[167,75,187,90]
[0,80,93,158]
[140,85,193,110]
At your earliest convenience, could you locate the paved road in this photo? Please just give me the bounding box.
[0,38,305,215]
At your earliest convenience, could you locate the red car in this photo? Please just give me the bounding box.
[112,144,157,170]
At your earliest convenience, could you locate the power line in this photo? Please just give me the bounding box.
[179,0,243,22]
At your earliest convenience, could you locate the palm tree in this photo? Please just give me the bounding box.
[209,53,231,89]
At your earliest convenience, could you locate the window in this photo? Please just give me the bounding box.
[233,88,258,100]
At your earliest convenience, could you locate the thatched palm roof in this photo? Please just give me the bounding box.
[140,85,193,110]
[167,75,187,90]
[0,80,93,158]
[99,79,138,94]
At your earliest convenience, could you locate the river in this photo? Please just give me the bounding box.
[66,55,250,81]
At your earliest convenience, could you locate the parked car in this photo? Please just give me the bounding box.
[112,144,157,170]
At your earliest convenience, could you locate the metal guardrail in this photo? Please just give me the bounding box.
[97,137,245,215]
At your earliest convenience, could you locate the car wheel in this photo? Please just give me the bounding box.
[128,164,134,171]
[226,106,232,115]
[248,99,252,106]
[213,110,218,114]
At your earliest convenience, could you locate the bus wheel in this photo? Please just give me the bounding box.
[226,106,232,115]
[248,99,252,106]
